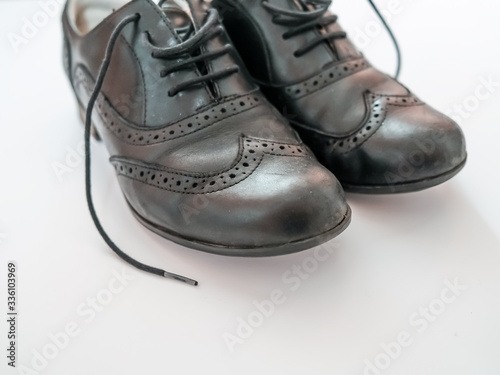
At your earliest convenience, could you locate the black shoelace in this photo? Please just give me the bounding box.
[84,9,237,286]
[262,0,401,79]
[144,9,239,96]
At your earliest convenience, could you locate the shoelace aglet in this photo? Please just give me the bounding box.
[164,271,199,286]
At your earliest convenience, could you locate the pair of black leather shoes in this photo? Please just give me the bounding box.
[62,0,466,284]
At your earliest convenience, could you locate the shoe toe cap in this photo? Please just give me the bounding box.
[195,155,350,252]
[119,154,350,254]
[333,103,467,189]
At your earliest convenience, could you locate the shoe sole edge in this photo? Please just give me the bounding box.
[341,156,467,194]
[128,202,352,257]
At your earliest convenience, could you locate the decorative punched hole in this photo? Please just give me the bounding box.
[113,137,307,193]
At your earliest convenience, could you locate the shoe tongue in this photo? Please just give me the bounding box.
[158,0,193,30]
[181,0,211,30]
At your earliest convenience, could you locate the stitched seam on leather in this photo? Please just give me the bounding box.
[338,97,389,155]
[113,151,303,176]
[110,136,306,194]
[387,103,425,107]
[74,76,255,128]
[194,91,255,113]
[75,64,260,127]
[98,94,262,145]
[116,155,304,195]
[116,159,261,195]
[74,66,264,145]
[292,92,423,155]
[110,136,305,176]
[285,58,370,100]
[337,94,424,155]
[294,91,373,139]
[112,136,249,177]
[371,92,422,99]
[291,91,373,138]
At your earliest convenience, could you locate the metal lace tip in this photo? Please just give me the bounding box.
[163,271,199,286]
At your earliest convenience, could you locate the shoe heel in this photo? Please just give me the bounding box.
[78,104,101,141]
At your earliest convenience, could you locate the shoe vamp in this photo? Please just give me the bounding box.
[292,66,409,135]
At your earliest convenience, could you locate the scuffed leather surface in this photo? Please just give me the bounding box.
[297,98,466,186]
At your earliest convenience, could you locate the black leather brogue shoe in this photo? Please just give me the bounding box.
[62,0,351,283]
[212,0,467,194]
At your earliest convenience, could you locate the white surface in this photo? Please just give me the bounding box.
[1,0,500,374]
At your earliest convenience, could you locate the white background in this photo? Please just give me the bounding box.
[1,0,500,374]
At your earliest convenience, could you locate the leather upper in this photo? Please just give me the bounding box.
[62,0,349,249]
[214,0,467,189]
